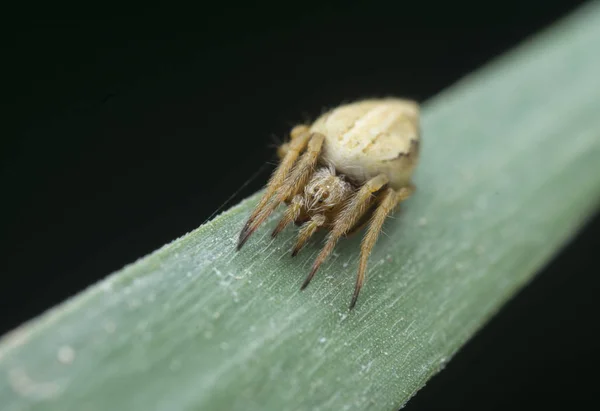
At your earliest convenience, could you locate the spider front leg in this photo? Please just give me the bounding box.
[271,194,304,238]
[270,193,326,256]
[238,125,310,248]
[292,214,326,257]
[301,173,390,290]
[350,183,414,309]
[237,132,325,249]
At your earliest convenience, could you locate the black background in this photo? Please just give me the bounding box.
[3,1,599,409]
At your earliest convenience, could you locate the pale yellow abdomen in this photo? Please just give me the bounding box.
[310,98,420,190]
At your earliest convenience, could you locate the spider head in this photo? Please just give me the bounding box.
[304,167,352,212]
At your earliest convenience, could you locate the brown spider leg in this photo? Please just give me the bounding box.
[237,132,325,249]
[301,173,389,290]
[238,124,310,249]
[271,194,304,238]
[291,214,326,257]
[343,201,379,238]
[349,184,414,309]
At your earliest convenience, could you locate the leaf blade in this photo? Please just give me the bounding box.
[2,2,600,410]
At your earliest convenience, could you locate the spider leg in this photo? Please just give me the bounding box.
[237,132,325,249]
[238,124,310,248]
[343,201,379,238]
[271,194,304,238]
[301,173,389,290]
[349,184,414,309]
[292,214,326,257]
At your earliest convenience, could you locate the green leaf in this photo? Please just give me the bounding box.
[2,3,600,410]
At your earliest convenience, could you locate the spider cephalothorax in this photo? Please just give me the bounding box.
[237,98,421,309]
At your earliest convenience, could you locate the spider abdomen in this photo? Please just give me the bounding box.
[310,98,420,190]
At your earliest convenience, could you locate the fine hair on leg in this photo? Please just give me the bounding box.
[350,183,415,308]
[292,214,326,257]
[301,173,389,290]
[239,125,311,246]
[237,132,325,249]
[271,194,304,238]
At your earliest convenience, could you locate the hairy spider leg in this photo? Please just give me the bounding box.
[291,214,326,257]
[271,194,304,238]
[237,132,325,249]
[301,173,389,291]
[349,183,414,309]
[238,125,310,249]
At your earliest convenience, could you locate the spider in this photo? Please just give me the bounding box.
[237,98,421,309]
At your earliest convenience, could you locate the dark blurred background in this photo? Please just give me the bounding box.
[3,1,599,409]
